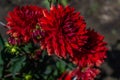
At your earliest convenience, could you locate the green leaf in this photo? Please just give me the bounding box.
[53,70,58,76]
[9,56,26,77]
[44,66,52,75]
[61,0,68,6]
[0,34,5,49]
[0,53,4,78]
[42,0,50,9]
[56,60,66,73]
[22,43,33,53]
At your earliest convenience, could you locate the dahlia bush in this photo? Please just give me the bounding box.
[0,0,107,80]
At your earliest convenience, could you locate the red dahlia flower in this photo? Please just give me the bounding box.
[58,18,107,80]
[6,5,44,45]
[39,5,87,58]
[72,29,107,67]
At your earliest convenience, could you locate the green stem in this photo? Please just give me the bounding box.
[56,0,58,4]
[48,0,52,8]
[0,34,5,47]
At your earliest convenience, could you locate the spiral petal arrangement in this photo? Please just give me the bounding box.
[6,5,44,45]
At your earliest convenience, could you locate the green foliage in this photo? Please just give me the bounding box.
[42,0,70,8]
[60,0,69,6]
[42,0,50,9]
[9,56,26,77]
[0,35,4,78]
[0,35,5,48]
[0,34,75,80]
[0,53,4,78]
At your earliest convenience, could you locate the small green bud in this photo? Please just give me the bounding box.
[36,25,40,29]
[11,47,17,53]
[25,74,32,80]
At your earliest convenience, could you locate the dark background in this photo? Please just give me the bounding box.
[0,0,120,80]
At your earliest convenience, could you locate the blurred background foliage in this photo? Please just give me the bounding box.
[0,0,120,80]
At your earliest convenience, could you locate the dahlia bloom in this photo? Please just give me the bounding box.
[39,5,87,58]
[6,5,44,45]
[72,29,107,67]
[59,29,107,80]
